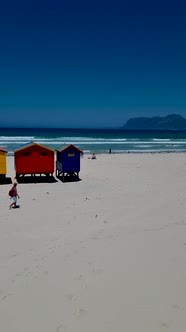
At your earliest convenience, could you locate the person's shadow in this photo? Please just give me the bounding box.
[13,205,20,209]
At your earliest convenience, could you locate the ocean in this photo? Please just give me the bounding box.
[1,128,186,154]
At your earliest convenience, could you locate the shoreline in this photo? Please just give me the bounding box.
[6,150,186,157]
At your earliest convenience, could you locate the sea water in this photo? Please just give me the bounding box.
[0,128,186,154]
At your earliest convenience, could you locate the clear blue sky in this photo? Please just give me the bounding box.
[0,0,186,128]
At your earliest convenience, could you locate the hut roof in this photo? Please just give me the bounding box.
[14,142,54,153]
[58,144,83,154]
[0,147,7,152]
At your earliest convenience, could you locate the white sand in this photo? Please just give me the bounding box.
[0,153,186,332]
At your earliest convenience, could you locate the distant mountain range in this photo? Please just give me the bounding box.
[123,114,186,130]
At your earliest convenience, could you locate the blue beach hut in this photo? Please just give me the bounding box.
[56,144,83,181]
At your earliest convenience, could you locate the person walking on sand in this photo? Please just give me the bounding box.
[9,183,20,209]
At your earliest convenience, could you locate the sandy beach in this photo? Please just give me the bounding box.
[0,153,186,332]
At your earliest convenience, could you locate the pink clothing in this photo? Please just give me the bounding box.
[11,187,17,197]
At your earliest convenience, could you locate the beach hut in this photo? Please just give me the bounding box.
[56,144,83,181]
[0,147,7,178]
[14,142,55,178]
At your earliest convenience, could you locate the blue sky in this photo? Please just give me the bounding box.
[0,0,186,128]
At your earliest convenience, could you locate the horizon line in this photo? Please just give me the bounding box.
[0,126,121,130]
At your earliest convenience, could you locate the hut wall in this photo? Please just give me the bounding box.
[0,151,7,175]
[56,151,62,171]
[61,149,80,173]
[15,145,54,175]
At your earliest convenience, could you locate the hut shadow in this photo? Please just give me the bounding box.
[57,175,82,183]
[17,175,58,184]
[0,177,12,185]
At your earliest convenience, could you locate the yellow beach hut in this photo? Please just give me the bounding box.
[0,147,7,178]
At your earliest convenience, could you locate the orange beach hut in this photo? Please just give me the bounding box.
[14,142,55,178]
[0,147,7,179]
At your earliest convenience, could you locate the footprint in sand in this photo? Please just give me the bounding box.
[161,322,169,328]
[172,304,184,311]
[1,293,13,301]
[92,265,103,275]
[65,293,78,302]
[74,307,88,318]
[56,324,67,332]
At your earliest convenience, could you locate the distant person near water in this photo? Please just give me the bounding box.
[92,153,96,159]
[9,183,20,209]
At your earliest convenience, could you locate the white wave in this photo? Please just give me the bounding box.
[131,141,186,145]
[52,137,108,141]
[166,144,184,147]
[55,140,186,145]
[153,138,171,141]
[0,136,127,142]
[156,141,186,144]
[0,141,32,145]
[41,141,146,145]
[0,141,134,145]
[36,137,127,142]
[133,145,153,148]
[126,149,186,153]
[0,136,35,140]
[1,140,186,146]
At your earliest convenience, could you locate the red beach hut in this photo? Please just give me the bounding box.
[14,142,55,178]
